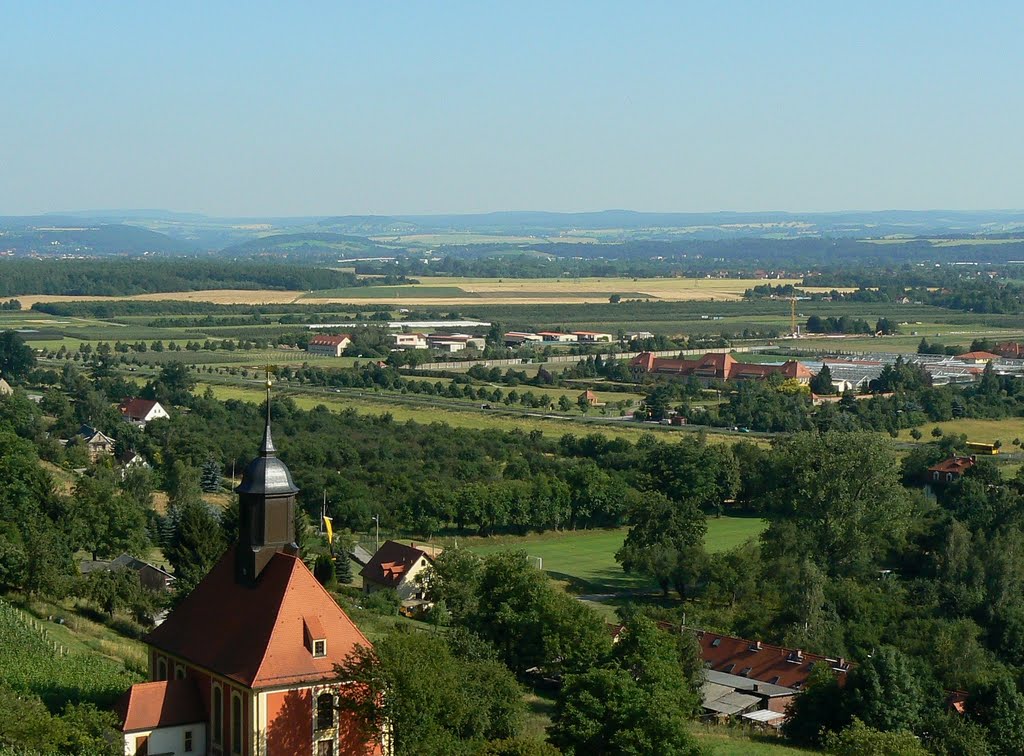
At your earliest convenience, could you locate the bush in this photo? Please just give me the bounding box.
[362,589,401,615]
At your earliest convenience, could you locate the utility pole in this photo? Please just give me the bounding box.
[372,514,380,553]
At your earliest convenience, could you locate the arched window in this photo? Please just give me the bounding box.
[156,658,167,681]
[316,692,335,730]
[212,685,223,746]
[231,693,243,754]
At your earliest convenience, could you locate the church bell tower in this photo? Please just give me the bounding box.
[234,373,300,585]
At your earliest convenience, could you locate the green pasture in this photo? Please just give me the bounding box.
[465,517,766,593]
[897,417,1024,447]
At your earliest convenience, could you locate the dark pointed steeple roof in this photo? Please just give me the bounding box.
[235,375,298,496]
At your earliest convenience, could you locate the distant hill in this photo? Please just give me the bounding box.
[0,222,196,256]
[219,232,387,257]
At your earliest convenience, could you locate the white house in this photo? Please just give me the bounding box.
[360,541,436,601]
[425,333,486,353]
[306,333,352,357]
[117,680,207,756]
[118,399,170,427]
[390,333,428,350]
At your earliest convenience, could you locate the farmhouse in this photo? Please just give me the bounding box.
[360,541,435,602]
[928,455,976,484]
[629,351,812,385]
[116,390,383,756]
[305,333,352,357]
[119,398,170,426]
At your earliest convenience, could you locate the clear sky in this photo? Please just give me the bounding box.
[1,2,1022,216]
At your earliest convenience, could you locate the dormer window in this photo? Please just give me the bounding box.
[304,616,327,658]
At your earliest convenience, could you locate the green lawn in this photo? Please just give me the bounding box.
[689,725,817,755]
[465,517,766,593]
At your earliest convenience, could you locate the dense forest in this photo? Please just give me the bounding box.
[0,259,394,297]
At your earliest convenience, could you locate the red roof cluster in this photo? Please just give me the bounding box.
[144,548,371,688]
[116,680,205,733]
[629,352,812,382]
[360,541,432,589]
[695,629,850,689]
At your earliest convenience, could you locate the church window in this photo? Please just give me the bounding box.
[184,730,193,752]
[212,685,223,745]
[231,693,243,754]
[316,692,335,730]
[156,658,167,681]
[317,741,334,756]
[175,664,185,680]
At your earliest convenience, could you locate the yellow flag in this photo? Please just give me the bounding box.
[323,515,334,544]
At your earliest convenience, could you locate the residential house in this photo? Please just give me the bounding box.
[119,398,170,427]
[360,541,435,602]
[927,455,976,485]
[628,352,812,385]
[390,332,428,350]
[305,334,352,357]
[79,425,115,461]
[81,553,176,593]
[578,390,604,407]
[625,331,655,341]
[572,330,614,343]
[956,351,1001,365]
[116,400,383,756]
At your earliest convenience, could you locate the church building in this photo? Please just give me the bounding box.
[117,384,383,756]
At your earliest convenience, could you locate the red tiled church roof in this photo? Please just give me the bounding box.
[116,679,205,733]
[360,541,432,589]
[145,548,371,689]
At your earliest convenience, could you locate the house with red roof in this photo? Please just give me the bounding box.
[306,334,352,357]
[927,455,976,485]
[956,351,1001,364]
[116,389,383,756]
[628,352,812,385]
[119,398,170,426]
[360,541,435,602]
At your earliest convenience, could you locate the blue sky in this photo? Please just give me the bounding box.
[1,2,1021,216]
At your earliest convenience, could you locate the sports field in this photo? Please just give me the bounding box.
[465,517,766,592]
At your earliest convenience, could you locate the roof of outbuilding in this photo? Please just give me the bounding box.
[118,398,163,419]
[144,548,372,689]
[115,679,205,733]
[928,455,976,476]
